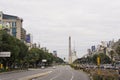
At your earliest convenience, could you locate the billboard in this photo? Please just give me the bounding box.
[0,52,11,57]
[42,59,47,62]
[26,34,31,43]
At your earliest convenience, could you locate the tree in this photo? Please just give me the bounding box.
[116,45,120,56]
[0,30,28,69]
[92,53,111,64]
[109,50,114,61]
[92,54,98,64]
[0,30,64,69]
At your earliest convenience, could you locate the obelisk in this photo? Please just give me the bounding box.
[69,36,72,64]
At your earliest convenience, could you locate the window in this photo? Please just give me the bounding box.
[12,28,16,37]
[12,22,16,27]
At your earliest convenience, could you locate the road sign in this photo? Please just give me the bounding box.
[42,59,47,62]
[0,52,11,57]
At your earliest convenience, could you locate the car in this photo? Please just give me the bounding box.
[41,66,45,69]
[53,66,56,69]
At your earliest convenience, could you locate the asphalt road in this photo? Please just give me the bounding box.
[0,65,90,80]
[0,67,53,80]
[35,65,90,80]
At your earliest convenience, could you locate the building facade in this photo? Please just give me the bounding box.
[21,28,26,42]
[0,11,23,40]
[53,51,57,57]
[26,34,33,49]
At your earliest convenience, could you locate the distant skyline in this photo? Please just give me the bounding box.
[1,0,120,60]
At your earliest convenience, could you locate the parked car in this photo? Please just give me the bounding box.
[41,66,45,69]
[53,66,56,69]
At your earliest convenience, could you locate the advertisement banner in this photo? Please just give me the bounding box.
[0,52,11,57]
[26,34,31,43]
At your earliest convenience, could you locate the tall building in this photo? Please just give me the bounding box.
[41,47,49,52]
[0,11,23,40]
[53,51,57,57]
[26,34,33,49]
[69,36,72,64]
[21,28,26,42]
[91,45,96,52]
[87,49,92,55]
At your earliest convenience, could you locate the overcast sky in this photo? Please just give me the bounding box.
[1,0,120,60]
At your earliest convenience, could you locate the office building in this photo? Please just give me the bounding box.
[21,28,26,42]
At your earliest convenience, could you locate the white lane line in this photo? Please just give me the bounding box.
[70,73,74,80]
[70,70,74,80]
[18,71,52,80]
[50,70,62,80]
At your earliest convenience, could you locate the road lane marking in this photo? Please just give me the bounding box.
[50,70,62,80]
[70,72,74,80]
[18,71,52,80]
[69,69,74,80]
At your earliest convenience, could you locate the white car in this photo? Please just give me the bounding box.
[41,66,45,69]
[53,66,56,69]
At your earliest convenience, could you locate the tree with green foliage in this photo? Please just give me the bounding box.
[28,48,64,67]
[0,30,64,70]
[109,50,114,61]
[0,30,28,69]
[116,45,120,56]
[74,53,111,65]
[92,53,111,64]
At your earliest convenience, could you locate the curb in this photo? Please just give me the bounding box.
[0,69,28,75]
[17,71,52,80]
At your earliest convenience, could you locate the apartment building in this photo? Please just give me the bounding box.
[0,11,23,40]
